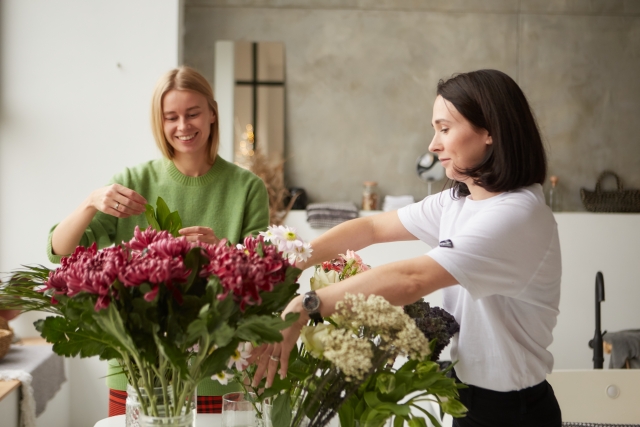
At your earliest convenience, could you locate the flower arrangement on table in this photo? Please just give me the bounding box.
[260,251,467,427]
[0,198,309,423]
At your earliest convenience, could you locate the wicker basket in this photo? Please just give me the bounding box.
[580,171,640,213]
[0,329,13,360]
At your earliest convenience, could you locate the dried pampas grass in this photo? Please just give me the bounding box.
[248,151,298,225]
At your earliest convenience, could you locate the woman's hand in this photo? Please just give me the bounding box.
[248,295,308,388]
[89,184,147,218]
[51,184,147,256]
[179,226,219,245]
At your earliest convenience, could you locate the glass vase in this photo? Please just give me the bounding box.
[138,411,194,427]
[222,392,264,427]
[126,384,196,427]
[262,397,310,427]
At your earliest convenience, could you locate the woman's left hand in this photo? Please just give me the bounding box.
[248,295,308,388]
[178,226,219,245]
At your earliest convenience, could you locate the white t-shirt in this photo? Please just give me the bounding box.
[397,184,561,392]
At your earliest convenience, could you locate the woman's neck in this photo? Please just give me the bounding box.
[172,153,215,177]
[466,181,502,201]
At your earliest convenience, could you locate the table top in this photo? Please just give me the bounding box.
[94,414,221,427]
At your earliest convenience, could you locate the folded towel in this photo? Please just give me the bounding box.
[307,202,359,229]
[604,329,640,369]
[382,195,415,212]
[307,202,359,215]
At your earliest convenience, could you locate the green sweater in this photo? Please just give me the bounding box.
[47,156,270,396]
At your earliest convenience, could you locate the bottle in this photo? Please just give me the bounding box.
[362,181,379,211]
[547,175,561,212]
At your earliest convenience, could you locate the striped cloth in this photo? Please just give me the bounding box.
[306,202,358,229]
[563,424,640,427]
[108,389,222,417]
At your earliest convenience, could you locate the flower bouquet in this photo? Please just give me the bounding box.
[0,198,308,425]
[264,252,467,427]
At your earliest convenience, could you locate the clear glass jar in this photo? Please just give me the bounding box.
[137,411,194,427]
[126,384,195,427]
[362,181,379,211]
[127,385,167,427]
[547,175,562,212]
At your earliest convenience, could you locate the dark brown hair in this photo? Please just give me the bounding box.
[437,69,546,196]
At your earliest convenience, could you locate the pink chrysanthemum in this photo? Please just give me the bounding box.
[200,236,289,310]
[44,244,127,310]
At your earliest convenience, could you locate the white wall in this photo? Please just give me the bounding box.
[0,1,182,426]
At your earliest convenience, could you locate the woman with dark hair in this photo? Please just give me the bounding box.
[251,69,562,426]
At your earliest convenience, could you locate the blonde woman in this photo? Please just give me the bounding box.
[47,66,269,416]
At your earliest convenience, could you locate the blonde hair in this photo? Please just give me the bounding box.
[150,66,219,163]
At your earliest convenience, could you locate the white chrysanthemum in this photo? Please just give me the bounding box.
[259,225,283,243]
[211,370,233,385]
[290,241,313,264]
[227,342,252,371]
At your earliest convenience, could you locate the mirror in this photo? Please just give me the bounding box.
[215,41,286,169]
[416,152,445,195]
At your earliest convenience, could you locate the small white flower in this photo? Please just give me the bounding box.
[291,242,313,264]
[212,370,233,385]
[227,342,252,371]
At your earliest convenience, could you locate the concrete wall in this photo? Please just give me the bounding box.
[183,0,640,211]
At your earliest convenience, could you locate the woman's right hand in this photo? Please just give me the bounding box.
[89,184,147,218]
[51,184,147,257]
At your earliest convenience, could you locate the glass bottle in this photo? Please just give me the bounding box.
[547,175,562,212]
[362,181,379,211]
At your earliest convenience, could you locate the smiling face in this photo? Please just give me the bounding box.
[162,89,216,159]
[429,95,492,185]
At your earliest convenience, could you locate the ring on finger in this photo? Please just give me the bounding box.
[270,355,280,362]
[114,202,120,210]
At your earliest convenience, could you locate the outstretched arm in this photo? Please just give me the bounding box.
[296,210,418,271]
[251,211,456,387]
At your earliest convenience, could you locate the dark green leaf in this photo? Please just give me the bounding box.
[156,197,171,225]
[235,314,299,343]
[271,392,292,427]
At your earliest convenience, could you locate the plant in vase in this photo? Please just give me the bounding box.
[0,198,309,426]
[212,225,313,426]
[263,252,467,427]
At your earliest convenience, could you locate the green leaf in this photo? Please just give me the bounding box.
[235,313,299,343]
[36,316,120,359]
[440,398,468,418]
[374,403,410,417]
[376,372,396,394]
[212,323,235,348]
[156,196,171,225]
[363,391,383,408]
[271,392,292,427]
[163,211,182,237]
[145,204,161,231]
[338,398,355,427]
[411,404,443,427]
[408,417,428,427]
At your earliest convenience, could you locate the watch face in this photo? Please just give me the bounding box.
[303,292,321,312]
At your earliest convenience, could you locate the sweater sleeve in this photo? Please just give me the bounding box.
[241,177,270,238]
